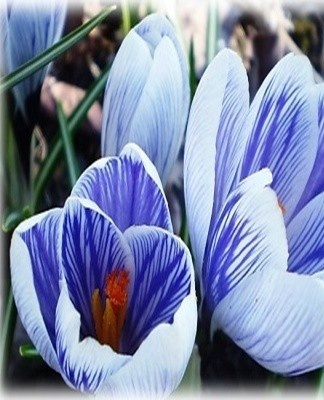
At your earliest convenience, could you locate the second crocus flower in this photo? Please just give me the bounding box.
[101,13,190,185]
[184,49,324,375]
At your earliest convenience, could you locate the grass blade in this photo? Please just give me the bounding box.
[57,102,80,188]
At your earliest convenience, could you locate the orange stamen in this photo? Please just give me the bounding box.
[91,269,130,351]
[277,198,286,214]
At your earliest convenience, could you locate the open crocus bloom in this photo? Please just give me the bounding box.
[10,144,197,396]
[101,13,190,185]
[1,0,66,119]
[184,48,324,375]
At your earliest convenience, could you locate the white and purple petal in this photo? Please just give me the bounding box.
[72,143,172,232]
[4,0,66,117]
[213,267,324,375]
[10,209,62,372]
[238,53,318,223]
[61,197,134,338]
[122,226,194,355]
[101,14,189,185]
[98,226,197,397]
[184,49,249,276]
[134,13,189,124]
[202,169,288,326]
[126,35,186,184]
[287,192,324,275]
[295,84,324,209]
[100,290,197,397]
[55,280,131,393]
[101,29,153,157]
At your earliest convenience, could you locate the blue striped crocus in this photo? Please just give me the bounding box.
[10,143,197,396]
[101,13,190,185]
[184,48,324,375]
[1,0,67,119]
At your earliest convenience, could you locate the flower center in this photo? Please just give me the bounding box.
[91,269,129,352]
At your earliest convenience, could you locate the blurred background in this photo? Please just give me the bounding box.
[1,0,324,396]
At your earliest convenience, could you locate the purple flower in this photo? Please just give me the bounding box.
[10,144,197,396]
[101,14,190,185]
[184,48,324,375]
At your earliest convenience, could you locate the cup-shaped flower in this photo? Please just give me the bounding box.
[101,13,190,185]
[1,0,67,119]
[184,48,324,375]
[10,143,197,396]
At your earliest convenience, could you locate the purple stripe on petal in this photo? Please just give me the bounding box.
[61,198,134,338]
[294,85,324,210]
[202,170,287,325]
[287,193,324,275]
[123,226,191,354]
[184,49,249,278]
[72,151,172,232]
[20,208,62,348]
[239,54,318,223]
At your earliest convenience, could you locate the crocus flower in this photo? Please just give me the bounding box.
[1,0,67,119]
[10,143,197,396]
[101,13,190,185]
[184,48,324,375]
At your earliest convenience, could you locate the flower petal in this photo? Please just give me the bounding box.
[213,268,324,375]
[100,292,197,397]
[127,35,188,184]
[101,29,152,157]
[55,280,131,393]
[71,143,172,232]
[10,209,62,372]
[184,49,249,276]
[134,13,190,147]
[122,226,194,355]
[202,169,288,325]
[238,54,318,223]
[295,84,324,209]
[101,14,189,185]
[5,0,66,117]
[287,192,324,275]
[61,197,134,338]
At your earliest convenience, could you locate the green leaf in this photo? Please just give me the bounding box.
[0,289,17,381]
[2,205,31,233]
[19,344,40,359]
[121,0,131,35]
[206,0,219,65]
[189,37,197,101]
[0,5,116,93]
[32,62,111,212]
[57,102,80,188]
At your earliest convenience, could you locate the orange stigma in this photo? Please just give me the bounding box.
[277,198,286,214]
[91,269,130,352]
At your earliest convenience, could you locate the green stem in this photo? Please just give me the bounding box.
[206,0,218,65]
[57,102,80,188]
[189,37,197,101]
[317,369,324,398]
[19,344,40,359]
[32,63,110,213]
[121,0,131,35]
[0,6,116,93]
[180,207,190,248]
[0,288,17,383]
